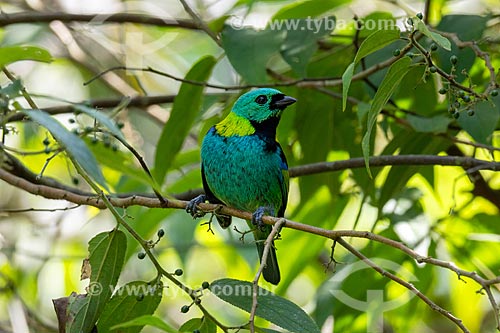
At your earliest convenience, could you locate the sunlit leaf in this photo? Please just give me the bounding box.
[210,278,320,333]
[342,28,400,110]
[22,109,107,189]
[0,45,52,67]
[153,56,216,184]
[362,56,412,176]
[67,230,127,333]
[97,281,163,333]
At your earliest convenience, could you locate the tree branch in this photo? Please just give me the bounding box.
[2,154,498,209]
[2,154,499,331]
[0,11,199,29]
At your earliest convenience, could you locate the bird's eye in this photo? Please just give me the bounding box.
[255,95,268,105]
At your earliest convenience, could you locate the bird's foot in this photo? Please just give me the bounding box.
[186,194,207,218]
[252,206,275,230]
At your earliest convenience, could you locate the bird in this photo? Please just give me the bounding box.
[186,88,296,285]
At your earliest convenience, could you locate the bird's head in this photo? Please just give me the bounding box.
[231,88,296,122]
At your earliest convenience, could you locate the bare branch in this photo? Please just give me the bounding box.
[0,11,199,29]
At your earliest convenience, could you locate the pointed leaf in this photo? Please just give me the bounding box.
[22,109,107,189]
[342,29,400,110]
[210,278,320,333]
[361,56,412,176]
[67,230,127,333]
[153,56,216,184]
[97,281,163,333]
[415,19,451,51]
[0,45,52,67]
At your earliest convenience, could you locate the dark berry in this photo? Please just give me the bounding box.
[117,122,125,129]
[68,118,76,124]
[416,13,423,20]
[453,112,460,119]
[157,229,165,238]
[138,252,146,260]
[448,106,456,114]
[453,101,460,109]
[458,90,465,97]
[430,43,438,51]
[43,138,50,146]
[193,330,200,333]
[439,88,447,95]
[450,55,458,65]
[429,66,437,73]
[467,109,475,116]
[91,137,98,144]
[491,89,498,97]
[462,95,471,102]
[202,281,210,289]
[393,49,401,57]
[72,177,79,185]
[111,144,118,152]
[181,305,190,313]
[407,18,414,26]
[174,269,183,276]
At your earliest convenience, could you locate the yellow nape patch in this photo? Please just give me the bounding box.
[215,112,255,137]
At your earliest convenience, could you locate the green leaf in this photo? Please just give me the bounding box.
[415,18,451,51]
[67,230,127,333]
[221,26,285,84]
[406,114,451,133]
[22,109,107,189]
[200,316,217,333]
[342,29,400,110]
[110,315,176,333]
[85,139,152,187]
[179,318,203,332]
[272,0,348,20]
[210,278,320,333]
[73,105,125,140]
[361,57,412,176]
[280,17,335,76]
[0,45,52,67]
[97,281,163,333]
[153,56,216,184]
[0,80,22,98]
[457,100,499,144]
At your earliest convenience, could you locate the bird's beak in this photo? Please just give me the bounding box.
[273,95,297,108]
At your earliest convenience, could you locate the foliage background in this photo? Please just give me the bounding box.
[0,0,499,332]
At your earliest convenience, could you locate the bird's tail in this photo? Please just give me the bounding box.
[256,240,281,285]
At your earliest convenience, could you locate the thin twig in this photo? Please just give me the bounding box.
[249,218,286,333]
[177,0,220,45]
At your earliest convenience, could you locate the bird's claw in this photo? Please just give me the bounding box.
[186,194,207,218]
[252,206,274,230]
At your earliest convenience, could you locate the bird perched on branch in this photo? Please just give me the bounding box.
[186,88,296,285]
